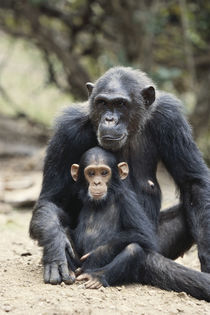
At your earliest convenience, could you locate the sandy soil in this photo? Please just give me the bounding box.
[0,162,210,314]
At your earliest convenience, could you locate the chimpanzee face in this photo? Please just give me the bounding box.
[84,164,111,200]
[87,67,155,151]
[70,147,129,201]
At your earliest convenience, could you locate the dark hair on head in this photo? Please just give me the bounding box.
[79,146,117,169]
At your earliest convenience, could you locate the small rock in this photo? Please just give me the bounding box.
[3,304,12,312]
[21,252,32,257]
[60,282,66,287]
[177,292,187,298]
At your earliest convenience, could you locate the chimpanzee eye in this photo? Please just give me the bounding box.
[88,170,95,177]
[119,100,127,107]
[101,169,109,176]
[96,99,106,106]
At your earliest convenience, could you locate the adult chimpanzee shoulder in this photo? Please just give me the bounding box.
[30,67,210,297]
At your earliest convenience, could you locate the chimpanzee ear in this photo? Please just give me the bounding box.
[141,86,155,106]
[86,82,94,97]
[71,164,80,181]
[118,162,129,180]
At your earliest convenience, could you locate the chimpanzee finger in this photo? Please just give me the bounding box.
[84,280,93,287]
[80,252,91,261]
[77,273,91,281]
[44,264,50,283]
[96,282,102,289]
[59,263,75,285]
[92,282,102,289]
[66,242,75,259]
[66,249,77,271]
[75,267,83,276]
[50,262,62,285]
[85,280,100,289]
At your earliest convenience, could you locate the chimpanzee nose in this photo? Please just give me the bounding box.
[103,112,118,126]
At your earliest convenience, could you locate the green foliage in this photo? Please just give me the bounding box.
[0,33,70,125]
[152,67,182,85]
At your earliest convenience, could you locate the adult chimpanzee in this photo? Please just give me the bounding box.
[68,146,210,300]
[30,67,210,296]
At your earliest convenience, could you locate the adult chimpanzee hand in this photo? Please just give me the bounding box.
[43,235,76,285]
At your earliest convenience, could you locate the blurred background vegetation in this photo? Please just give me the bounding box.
[0,0,210,163]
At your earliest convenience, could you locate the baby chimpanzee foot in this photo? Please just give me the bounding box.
[77,271,108,289]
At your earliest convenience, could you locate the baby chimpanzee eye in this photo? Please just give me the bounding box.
[88,170,95,177]
[101,169,108,176]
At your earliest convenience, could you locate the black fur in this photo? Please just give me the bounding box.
[71,147,156,272]
[30,67,210,300]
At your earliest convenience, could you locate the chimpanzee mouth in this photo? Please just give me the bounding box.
[99,133,128,151]
[101,134,127,141]
[91,192,106,200]
[92,193,104,197]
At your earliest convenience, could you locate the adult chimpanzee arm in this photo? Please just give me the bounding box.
[29,105,97,284]
[150,93,210,272]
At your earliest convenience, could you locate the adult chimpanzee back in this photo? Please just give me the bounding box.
[30,67,210,301]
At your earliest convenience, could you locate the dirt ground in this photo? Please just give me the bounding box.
[0,156,210,314]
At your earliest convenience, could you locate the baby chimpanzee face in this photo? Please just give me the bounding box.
[70,147,129,201]
[83,163,111,200]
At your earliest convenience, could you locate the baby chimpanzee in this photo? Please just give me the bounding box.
[70,146,157,289]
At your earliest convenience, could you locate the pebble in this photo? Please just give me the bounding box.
[177,292,187,299]
[60,282,66,287]
[3,304,12,312]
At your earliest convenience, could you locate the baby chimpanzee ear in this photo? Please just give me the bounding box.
[141,86,155,106]
[71,164,80,181]
[118,162,129,180]
[86,82,94,97]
